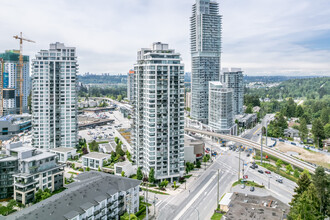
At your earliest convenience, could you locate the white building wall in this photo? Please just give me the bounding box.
[31,42,78,149]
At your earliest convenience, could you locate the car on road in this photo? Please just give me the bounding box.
[265,171,271,174]
[247,154,250,157]
[241,184,245,189]
[250,186,255,192]
[250,165,255,169]
[258,170,264,174]
[276,178,283,183]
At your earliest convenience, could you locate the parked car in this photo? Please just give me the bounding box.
[250,186,255,192]
[247,154,250,157]
[241,184,245,189]
[258,170,264,174]
[265,171,271,174]
[250,165,255,169]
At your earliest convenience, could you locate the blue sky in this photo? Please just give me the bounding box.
[1,0,330,76]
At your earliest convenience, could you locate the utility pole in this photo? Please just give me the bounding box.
[217,169,219,209]
[238,149,241,181]
[266,119,268,147]
[260,125,263,165]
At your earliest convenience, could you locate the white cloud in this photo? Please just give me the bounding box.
[1,0,329,75]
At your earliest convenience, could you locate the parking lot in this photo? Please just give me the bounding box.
[78,109,131,142]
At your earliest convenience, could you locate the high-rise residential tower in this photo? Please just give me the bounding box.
[31,42,78,149]
[0,50,30,115]
[127,69,135,103]
[220,68,244,115]
[190,0,222,124]
[208,81,236,135]
[132,42,185,181]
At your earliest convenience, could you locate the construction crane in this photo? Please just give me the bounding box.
[13,32,35,114]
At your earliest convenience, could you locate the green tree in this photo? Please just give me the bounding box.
[34,189,43,203]
[86,167,90,171]
[289,184,322,220]
[311,119,325,148]
[120,213,138,220]
[121,171,125,177]
[295,105,304,117]
[196,160,201,168]
[291,172,311,205]
[286,164,293,174]
[173,181,177,189]
[114,137,119,144]
[324,123,330,138]
[98,166,101,172]
[312,166,329,216]
[117,95,122,102]
[293,169,300,178]
[320,108,330,125]
[6,200,17,210]
[276,159,283,171]
[299,118,308,142]
[245,105,253,114]
[71,163,75,170]
[149,168,155,183]
[137,167,143,180]
[89,140,99,152]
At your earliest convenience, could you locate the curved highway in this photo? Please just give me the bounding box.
[185,127,327,174]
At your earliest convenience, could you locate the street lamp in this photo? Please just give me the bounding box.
[194,207,200,220]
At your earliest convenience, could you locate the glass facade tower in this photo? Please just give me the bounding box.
[190,0,222,124]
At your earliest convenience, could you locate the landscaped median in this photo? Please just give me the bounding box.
[232,179,265,188]
[255,162,299,183]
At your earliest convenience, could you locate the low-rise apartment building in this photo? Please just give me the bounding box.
[82,152,111,170]
[5,142,64,205]
[49,147,77,163]
[4,172,141,220]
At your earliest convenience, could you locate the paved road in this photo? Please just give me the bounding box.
[156,118,297,220]
[185,127,320,174]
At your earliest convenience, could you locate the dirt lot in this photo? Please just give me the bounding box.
[275,142,330,168]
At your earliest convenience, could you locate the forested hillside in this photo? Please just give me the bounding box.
[245,77,330,100]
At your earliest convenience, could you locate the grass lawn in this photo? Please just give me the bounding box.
[130,174,137,179]
[211,212,223,220]
[141,188,169,195]
[68,171,79,175]
[184,174,192,179]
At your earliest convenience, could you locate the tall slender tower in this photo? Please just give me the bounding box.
[132,42,185,181]
[190,0,222,124]
[32,42,78,149]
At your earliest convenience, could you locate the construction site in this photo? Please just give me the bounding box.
[0,33,34,116]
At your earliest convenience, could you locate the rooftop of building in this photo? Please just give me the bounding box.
[49,147,76,153]
[5,172,141,220]
[235,113,257,121]
[0,50,29,62]
[223,192,289,220]
[0,114,31,125]
[82,152,110,159]
[99,143,115,152]
[0,154,17,162]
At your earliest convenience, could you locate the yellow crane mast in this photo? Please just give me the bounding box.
[13,32,35,114]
